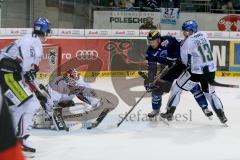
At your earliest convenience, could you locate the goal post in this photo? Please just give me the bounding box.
[37,43,62,84]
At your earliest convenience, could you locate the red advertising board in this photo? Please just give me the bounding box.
[0,38,110,72]
[47,39,110,71]
[0,39,15,48]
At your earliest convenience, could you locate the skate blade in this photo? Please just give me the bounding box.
[159,116,170,126]
[208,116,213,120]
[222,123,228,127]
[24,152,35,159]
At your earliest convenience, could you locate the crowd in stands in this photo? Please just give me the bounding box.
[91,0,180,9]
[211,0,240,13]
[92,0,240,13]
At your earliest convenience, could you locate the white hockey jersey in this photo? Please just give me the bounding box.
[180,31,216,74]
[0,34,43,72]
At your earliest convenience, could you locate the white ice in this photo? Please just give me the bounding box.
[30,77,240,160]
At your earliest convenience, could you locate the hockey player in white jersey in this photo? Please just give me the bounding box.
[161,20,227,124]
[34,68,116,130]
[0,17,51,153]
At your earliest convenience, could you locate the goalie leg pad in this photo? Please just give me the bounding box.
[62,105,106,122]
[62,98,115,122]
[33,109,53,129]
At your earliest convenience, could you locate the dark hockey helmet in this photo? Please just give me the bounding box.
[147,30,161,41]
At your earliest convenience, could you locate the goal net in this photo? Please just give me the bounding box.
[37,44,62,85]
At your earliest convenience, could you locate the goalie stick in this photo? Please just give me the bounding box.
[66,108,111,131]
[32,79,70,131]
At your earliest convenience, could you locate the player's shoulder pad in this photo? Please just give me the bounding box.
[161,35,178,47]
[201,31,208,38]
[17,34,32,44]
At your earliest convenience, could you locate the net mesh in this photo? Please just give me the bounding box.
[37,44,61,85]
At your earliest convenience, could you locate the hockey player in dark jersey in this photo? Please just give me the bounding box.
[144,30,213,119]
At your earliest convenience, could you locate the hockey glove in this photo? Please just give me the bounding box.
[145,82,158,92]
[24,70,36,82]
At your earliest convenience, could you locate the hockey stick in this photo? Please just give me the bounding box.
[66,109,111,131]
[117,91,148,127]
[212,80,239,88]
[32,79,70,131]
[66,110,111,131]
[117,65,172,127]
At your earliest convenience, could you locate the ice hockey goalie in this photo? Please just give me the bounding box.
[33,68,116,130]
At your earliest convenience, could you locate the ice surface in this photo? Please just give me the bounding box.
[30,77,240,160]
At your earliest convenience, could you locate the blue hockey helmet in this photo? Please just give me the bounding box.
[33,17,51,34]
[182,20,198,33]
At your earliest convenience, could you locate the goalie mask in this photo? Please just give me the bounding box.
[64,68,79,86]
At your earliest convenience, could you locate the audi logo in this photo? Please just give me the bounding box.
[76,50,98,60]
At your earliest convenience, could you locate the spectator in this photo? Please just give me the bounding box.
[117,0,135,8]
[107,0,115,7]
[125,0,135,8]
[90,0,114,7]
[174,0,180,8]
[231,0,240,13]
[162,0,174,8]
[222,1,236,14]
[145,0,160,9]
[211,1,223,13]
[139,17,160,30]
[113,0,121,7]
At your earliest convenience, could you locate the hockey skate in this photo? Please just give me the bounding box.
[215,109,228,124]
[202,108,213,120]
[19,135,36,153]
[160,107,176,121]
[148,110,159,118]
